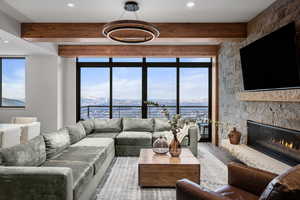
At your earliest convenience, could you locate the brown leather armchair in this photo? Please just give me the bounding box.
[176,162,300,200]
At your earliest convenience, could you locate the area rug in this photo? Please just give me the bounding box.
[96,145,227,200]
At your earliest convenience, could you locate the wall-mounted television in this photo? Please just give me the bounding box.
[240,22,300,91]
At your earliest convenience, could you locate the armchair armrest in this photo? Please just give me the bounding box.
[228,162,278,196]
[176,179,230,200]
[188,125,199,156]
[0,166,73,200]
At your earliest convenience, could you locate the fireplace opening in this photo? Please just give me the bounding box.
[247,120,300,166]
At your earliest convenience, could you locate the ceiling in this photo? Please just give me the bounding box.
[2,0,276,23]
[0,30,57,55]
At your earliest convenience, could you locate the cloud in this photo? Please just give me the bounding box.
[2,81,25,100]
[82,69,209,102]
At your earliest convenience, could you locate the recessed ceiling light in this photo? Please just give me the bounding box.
[3,40,9,44]
[67,3,75,7]
[186,1,195,8]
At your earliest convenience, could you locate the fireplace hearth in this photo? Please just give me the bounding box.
[247,120,300,166]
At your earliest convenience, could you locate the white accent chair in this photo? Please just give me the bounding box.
[0,125,22,148]
[19,122,41,144]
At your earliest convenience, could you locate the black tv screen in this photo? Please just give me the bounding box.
[240,22,300,91]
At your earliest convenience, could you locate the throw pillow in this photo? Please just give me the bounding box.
[42,129,70,159]
[80,119,95,134]
[154,118,171,132]
[123,118,154,132]
[0,135,46,166]
[66,123,86,144]
[94,118,122,133]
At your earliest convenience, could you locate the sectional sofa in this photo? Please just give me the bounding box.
[0,118,198,200]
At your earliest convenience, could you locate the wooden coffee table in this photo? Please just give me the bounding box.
[138,148,200,187]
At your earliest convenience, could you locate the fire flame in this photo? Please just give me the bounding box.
[272,139,295,149]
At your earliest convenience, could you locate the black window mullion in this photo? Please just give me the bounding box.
[76,57,81,121]
[109,58,113,119]
[0,58,2,107]
[176,58,180,114]
[142,58,147,118]
[77,57,212,121]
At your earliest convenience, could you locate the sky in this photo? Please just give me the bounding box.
[80,57,209,105]
[2,58,26,101]
[3,57,209,105]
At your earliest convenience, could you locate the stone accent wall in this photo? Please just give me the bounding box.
[218,0,300,144]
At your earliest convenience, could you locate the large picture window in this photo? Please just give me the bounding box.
[77,57,211,123]
[80,67,110,119]
[148,67,176,118]
[113,67,142,118]
[0,57,26,107]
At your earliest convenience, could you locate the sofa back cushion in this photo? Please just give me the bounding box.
[154,118,171,132]
[123,118,154,132]
[42,129,70,159]
[94,118,122,133]
[66,123,86,144]
[80,119,95,135]
[0,135,46,166]
[259,165,300,200]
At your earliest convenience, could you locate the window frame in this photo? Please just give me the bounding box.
[0,57,26,108]
[77,57,212,141]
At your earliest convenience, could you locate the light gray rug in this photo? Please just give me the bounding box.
[96,145,227,200]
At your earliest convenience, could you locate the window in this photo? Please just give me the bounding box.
[0,57,26,107]
[180,68,209,119]
[113,67,142,118]
[80,67,110,119]
[148,68,176,118]
[77,57,211,122]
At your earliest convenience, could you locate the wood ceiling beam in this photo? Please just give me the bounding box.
[58,45,219,57]
[21,23,247,42]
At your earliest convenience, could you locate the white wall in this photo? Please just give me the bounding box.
[0,9,19,37]
[0,55,64,133]
[62,58,77,126]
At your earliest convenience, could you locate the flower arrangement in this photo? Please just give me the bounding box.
[144,101,181,136]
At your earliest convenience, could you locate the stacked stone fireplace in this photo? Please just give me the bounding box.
[247,120,300,166]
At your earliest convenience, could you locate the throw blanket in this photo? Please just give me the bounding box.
[165,124,190,145]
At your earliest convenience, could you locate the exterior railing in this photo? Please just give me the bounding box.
[80,105,208,120]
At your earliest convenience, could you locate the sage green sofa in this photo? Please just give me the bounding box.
[84,118,198,157]
[0,118,198,200]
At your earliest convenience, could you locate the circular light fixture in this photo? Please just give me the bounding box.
[67,3,75,7]
[186,1,195,8]
[102,1,159,44]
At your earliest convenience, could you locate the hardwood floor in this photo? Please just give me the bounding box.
[199,142,244,165]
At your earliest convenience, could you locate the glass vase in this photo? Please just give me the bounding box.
[153,136,169,154]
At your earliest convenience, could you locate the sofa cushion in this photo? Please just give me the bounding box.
[123,118,154,132]
[51,146,106,175]
[42,129,70,159]
[0,136,46,166]
[87,132,120,139]
[66,123,86,144]
[154,118,171,132]
[42,160,94,200]
[80,119,95,135]
[72,138,115,156]
[93,118,122,133]
[116,131,152,146]
[259,165,300,200]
